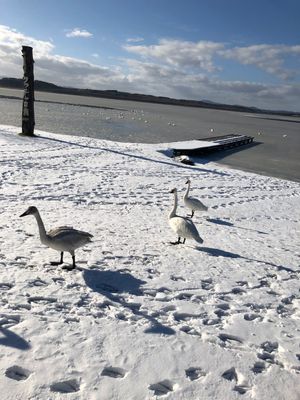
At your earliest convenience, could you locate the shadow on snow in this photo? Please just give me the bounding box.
[36,134,229,177]
[199,246,298,273]
[0,326,31,350]
[82,268,175,335]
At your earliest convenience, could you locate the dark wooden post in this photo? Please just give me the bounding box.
[21,46,35,136]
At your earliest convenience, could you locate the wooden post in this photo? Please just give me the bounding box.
[21,46,35,136]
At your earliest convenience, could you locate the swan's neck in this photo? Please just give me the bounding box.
[184,182,190,199]
[169,192,178,219]
[33,211,48,244]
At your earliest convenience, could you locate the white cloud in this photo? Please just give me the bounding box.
[0,25,121,87]
[66,28,93,38]
[0,25,299,111]
[124,39,223,72]
[126,37,144,43]
[0,24,54,57]
[221,44,300,80]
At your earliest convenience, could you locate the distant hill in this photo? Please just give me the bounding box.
[0,77,299,117]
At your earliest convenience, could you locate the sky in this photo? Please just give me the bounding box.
[0,0,299,111]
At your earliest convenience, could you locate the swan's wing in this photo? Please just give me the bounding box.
[186,197,208,210]
[48,227,93,240]
[181,217,200,236]
[170,216,201,239]
[47,226,73,237]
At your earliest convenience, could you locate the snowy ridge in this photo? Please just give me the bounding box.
[0,125,299,399]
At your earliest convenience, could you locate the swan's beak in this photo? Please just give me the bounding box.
[20,209,30,217]
[169,188,176,193]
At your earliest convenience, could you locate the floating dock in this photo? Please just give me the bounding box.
[172,134,254,157]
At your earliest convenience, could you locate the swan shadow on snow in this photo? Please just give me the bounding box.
[199,247,241,258]
[206,218,235,227]
[0,326,31,350]
[36,135,228,177]
[198,246,298,273]
[82,268,175,335]
[206,218,268,235]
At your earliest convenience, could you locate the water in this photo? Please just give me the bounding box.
[0,88,299,182]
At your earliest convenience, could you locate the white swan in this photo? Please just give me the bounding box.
[20,206,93,269]
[184,179,208,218]
[169,188,203,245]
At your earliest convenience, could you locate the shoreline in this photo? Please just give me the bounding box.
[1,88,299,183]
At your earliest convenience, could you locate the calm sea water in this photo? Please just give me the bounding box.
[0,88,299,182]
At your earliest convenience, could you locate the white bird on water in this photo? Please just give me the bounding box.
[20,206,93,270]
[168,188,204,245]
[184,179,208,218]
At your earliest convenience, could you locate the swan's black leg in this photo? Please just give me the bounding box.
[190,210,194,218]
[62,254,76,271]
[182,238,186,244]
[170,237,181,245]
[50,252,64,265]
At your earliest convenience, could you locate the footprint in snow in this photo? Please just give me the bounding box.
[0,283,13,291]
[201,278,214,290]
[261,341,278,353]
[0,314,21,328]
[214,308,230,318]
[244,313,262,321]
[176,292,193,301]
[231,287,246,295]
[50,379,80,393]
[252,361,266,374]
[233,384,250,395]
[180,325,201,336]
[5,366,31,381]
[28,278,48,287]
[257,352,275,363]
[149,380,176,396]
[222,367,238,382]
[222,368,251,395]
[27,296,57,305]
[170,275,186,282]
[146,268,161,279]
[185,367,206,381]
[218,333,244,345]
[101,367,127,378]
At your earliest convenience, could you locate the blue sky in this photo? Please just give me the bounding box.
[0,0,299,111]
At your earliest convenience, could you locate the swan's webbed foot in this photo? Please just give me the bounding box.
[62,265,76,271]
[50,252,64,266]
[60,254,76,271]
[62,254,76,271]
[170,237,182,245]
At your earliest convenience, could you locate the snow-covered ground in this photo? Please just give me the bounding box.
[0,124,299,400]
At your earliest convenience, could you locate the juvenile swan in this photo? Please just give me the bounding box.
[20,206,93,269]
[169,188,203,245]
[184,179,208,218]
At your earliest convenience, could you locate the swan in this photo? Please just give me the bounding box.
[184,179,208,218]
[20,206,93,269]
[168,188,203,245]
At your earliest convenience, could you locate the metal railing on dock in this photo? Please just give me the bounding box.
[172,134,254,157]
